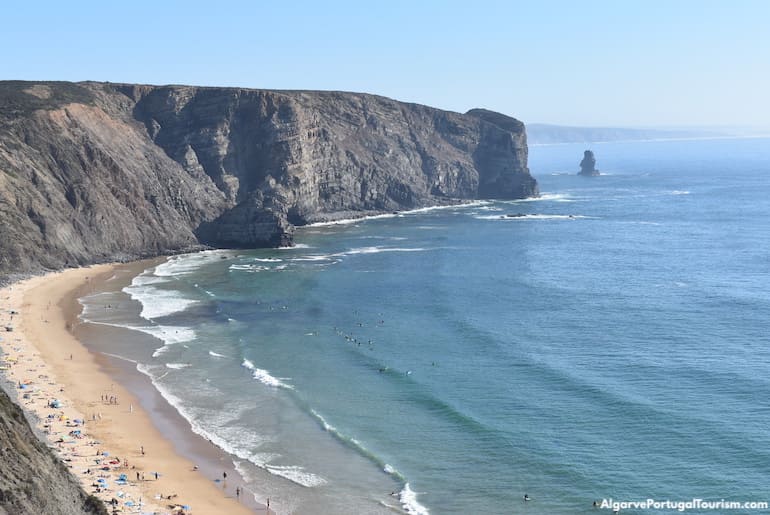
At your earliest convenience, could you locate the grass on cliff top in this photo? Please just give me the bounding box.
[0,81,95,116]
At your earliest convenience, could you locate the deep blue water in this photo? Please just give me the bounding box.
[81,137,770,514]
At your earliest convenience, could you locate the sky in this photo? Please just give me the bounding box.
[2,0,769,128]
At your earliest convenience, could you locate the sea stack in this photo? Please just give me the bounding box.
[578,150,600,176]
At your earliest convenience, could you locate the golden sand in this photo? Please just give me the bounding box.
[0,264,257,514]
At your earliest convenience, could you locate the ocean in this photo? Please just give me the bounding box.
[78,137,770,514]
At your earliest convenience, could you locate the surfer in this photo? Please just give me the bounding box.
[524,493,531,501]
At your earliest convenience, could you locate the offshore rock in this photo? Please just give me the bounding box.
[0,81,538,278]
[579,149,600,176]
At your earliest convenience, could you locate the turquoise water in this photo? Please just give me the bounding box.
[80,137,770,514]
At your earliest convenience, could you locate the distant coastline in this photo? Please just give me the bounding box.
[525,121,770,145]
[528,133,770,146]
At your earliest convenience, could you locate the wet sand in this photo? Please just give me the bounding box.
[0,263,261,514]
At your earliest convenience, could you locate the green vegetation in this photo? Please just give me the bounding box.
[0,81,95,117]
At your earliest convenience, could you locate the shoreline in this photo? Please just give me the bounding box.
[0,263,261,515]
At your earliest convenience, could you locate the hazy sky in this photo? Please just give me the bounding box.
[3,1,768,127]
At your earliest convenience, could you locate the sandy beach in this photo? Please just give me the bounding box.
[0,264,258,515]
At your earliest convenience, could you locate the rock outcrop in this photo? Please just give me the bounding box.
[0,388,108,515]
[578,149,600,176]
[0,81,538,278]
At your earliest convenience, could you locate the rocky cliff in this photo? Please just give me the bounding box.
[0,388,107,515]
[0,81,537,279]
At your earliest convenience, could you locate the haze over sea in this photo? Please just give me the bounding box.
[79,137,770,514]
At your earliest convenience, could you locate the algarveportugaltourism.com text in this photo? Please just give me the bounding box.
[600,498,769,512]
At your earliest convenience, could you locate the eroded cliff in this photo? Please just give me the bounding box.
[0,388,108,515]
[0,81,537,278]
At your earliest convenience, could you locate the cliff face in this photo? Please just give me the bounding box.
[0,81,537,277]
[0,81,227,278]
[0,388,107,515]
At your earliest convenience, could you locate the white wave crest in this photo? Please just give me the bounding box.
[165,363,191,369]
[124,274,198,320]
[153,251,230,277]
[400,483,430,515]
[208,351,227,358]
[129,273,167,286]
[401,201,488,214]
[305,213,399,227]
[346,246,427,255]
[152,346,170,358]
[291,255,337,262]
[75,317,196,358]
[310,409,337,433]
[229,264,271,272]
[135,363,265,464]
[241,359,293,389]
[502,192,574,203]
[475,214,589,221]
[265,464,327,487]
[135,364,324,494]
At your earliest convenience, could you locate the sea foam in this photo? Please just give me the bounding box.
[125,284,199,320]
[137,363,328,489]
[475,214,589,221]
[165,363,192,369]
[400,483,430,515]
[265,464,328,487]
[241,359,294,389]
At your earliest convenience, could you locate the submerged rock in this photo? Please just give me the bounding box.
[579,150,600,176]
